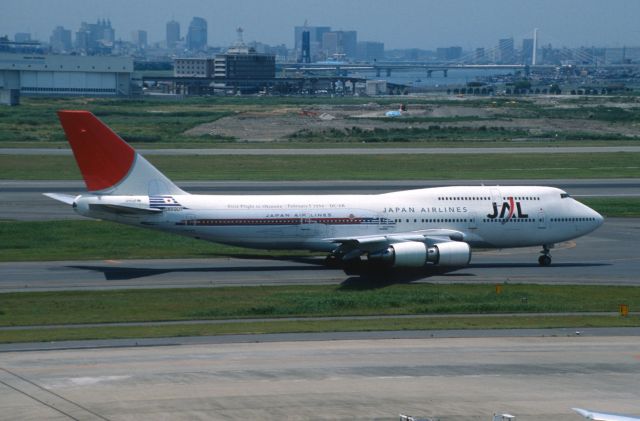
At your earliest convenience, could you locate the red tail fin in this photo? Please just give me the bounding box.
[57,110,135,192]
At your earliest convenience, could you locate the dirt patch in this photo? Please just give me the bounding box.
[184,100,640,141]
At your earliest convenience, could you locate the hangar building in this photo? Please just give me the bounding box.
[0,53,133,101]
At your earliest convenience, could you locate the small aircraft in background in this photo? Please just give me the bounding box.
[385,103,407,117]
[573,408,640,421]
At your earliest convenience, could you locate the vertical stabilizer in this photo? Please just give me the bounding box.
[57,110,186,196]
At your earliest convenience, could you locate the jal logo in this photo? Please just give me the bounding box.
[487,197,529,221]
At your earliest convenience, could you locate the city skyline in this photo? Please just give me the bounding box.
[3,0,640,50]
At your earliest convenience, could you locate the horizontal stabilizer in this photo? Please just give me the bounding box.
[43,193,77,205]
[88,203,162,215]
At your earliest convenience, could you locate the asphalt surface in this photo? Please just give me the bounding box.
[2,178,639,221]
[1,218,637,292]
[3,146,640,155]
[1,333,639,420]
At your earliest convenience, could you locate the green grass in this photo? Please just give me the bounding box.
[1,284,638,327]
[578,197,640,217]
[2,96,640,147]
[1,315,638,344]
[0,220,305,261]
[1,153,639,180]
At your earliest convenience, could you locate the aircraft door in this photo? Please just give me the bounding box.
[537,210,547,229]
[490,188,501,203]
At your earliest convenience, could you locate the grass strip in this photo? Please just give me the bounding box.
[1,284,638,327]
[1,315,638,344]
[0,220,308,261]
[1,153,639,180]
[578,197,640,217]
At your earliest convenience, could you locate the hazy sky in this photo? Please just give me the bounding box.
[3,0,640,50]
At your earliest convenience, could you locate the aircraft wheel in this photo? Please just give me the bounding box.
[538,255,551,266]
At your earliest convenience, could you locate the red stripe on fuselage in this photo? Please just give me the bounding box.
[507,196,515,220]
[57,110,135,192]
[175,217,385,226]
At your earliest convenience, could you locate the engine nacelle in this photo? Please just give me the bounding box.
[427,241,472,266]
[368,241,471,268]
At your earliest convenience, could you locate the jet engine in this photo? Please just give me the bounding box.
[368,241,471,268]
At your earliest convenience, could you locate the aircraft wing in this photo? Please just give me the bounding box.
[330,229,464,248]
[329,229,465,254]
[572,408,640,421]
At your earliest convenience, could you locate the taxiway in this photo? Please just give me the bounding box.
[1,332,638,420]
[1,218,637,292]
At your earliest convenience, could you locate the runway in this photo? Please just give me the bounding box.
[1,218,637,291]
[1,333,638,420]
[2,178,639,221]
[3,145,640,155]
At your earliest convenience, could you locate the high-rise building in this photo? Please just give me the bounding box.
[436,46,462,61]
[132,30,147,50]
[498,37,515,64]
[300,30,311,63]
[322,30,357,59]
[14,33,31,43]
[166,20,180,48]
[76,19,115,54]
[186,17,207,51]
[294,25,330,61]
[356,41,384,61]
[50,26,72,52]
[522,38,534,65]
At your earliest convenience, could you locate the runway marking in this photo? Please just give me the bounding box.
[104,260,121,264]
[69,375,130,387]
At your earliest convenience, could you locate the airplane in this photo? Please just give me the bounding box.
[385,104,406,117]
[385,109,402,117]
[573,408,640,421]
[45,110,603,275]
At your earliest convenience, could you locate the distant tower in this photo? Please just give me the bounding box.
[166,20,180,48]
[300,30,311,63]
[236,27,244,45]
[532,28,538,65]
[50,26,72,52]
[186,17,207,51]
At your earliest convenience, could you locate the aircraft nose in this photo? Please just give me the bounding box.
[594,210,604,227]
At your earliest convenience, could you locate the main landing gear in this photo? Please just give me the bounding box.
[538,244,553,266]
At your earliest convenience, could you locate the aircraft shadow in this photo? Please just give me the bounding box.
[67,259,610,283]
[68,262,331,281]
[339,267,465,290]
[468,262,610,268]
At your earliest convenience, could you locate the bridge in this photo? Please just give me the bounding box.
[280,62,640,78]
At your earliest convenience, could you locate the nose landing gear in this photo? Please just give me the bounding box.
[538,244,553,266]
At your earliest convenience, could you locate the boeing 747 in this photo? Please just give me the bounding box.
[45,111,603,275]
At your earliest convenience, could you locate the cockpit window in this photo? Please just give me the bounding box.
[560,193,570,198]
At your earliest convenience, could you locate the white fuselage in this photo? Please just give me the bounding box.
[73,185,602,252]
